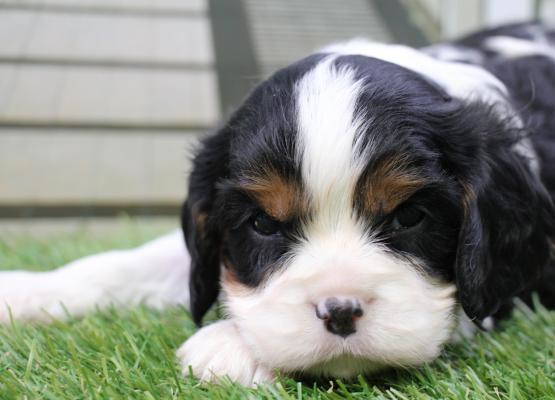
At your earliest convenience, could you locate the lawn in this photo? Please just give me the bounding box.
[0,220,554,399]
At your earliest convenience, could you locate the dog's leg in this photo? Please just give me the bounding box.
[0,230,190,323]
[176,319,274,386]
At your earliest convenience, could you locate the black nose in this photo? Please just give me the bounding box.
[315,297,363,337]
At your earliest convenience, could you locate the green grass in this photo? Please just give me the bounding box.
[1,221,554,399]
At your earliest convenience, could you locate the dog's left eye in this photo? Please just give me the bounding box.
[252,212,281,236]
[392,205,425,229]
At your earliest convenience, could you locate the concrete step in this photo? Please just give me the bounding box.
[0,64,219,127]
[0,0,207,13]
[0,10,213,66]
[0,129,202,204]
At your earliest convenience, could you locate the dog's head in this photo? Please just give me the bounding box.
[181,42,554,377]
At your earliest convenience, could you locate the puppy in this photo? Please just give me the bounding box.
[1,22,554,386]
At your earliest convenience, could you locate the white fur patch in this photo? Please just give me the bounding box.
[484,36,555,59]
[423,44,485,64]
[295,56,370,233]
[0,230,190,323]
[323,40,510,109]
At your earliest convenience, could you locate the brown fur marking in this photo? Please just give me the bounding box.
[460,181,476,215]
[193,211,208,233]
[242,170,305,221]
[361,155,426,214]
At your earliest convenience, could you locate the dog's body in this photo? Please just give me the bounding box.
[1,22,554,386]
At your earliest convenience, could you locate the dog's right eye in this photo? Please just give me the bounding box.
[391,205,425,230]
[252,212,281,236]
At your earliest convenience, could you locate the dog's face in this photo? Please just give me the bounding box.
[182,44,554,377]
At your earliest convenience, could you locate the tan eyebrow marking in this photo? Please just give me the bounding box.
[241,169,306,221]
[359,154,427,214]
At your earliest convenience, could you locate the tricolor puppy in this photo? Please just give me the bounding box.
[1,23,554,386]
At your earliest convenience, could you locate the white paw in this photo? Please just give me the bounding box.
[176,319,274,386]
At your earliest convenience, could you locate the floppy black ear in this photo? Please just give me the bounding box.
[181,128,230,326]
[455,144,555,323]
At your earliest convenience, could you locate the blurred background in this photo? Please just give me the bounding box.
[0,0,554,233]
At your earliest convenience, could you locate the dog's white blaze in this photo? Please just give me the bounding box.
[296,57,369,216]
